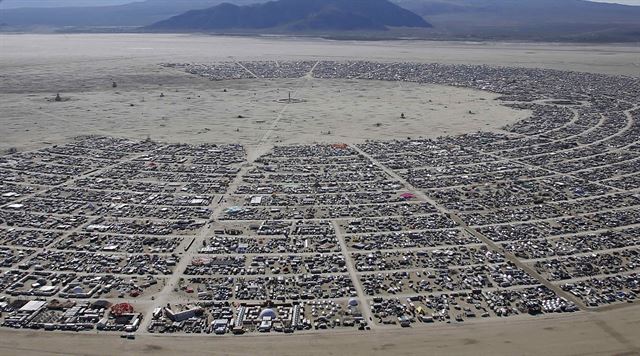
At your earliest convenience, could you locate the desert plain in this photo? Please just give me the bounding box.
[0,34,640,355]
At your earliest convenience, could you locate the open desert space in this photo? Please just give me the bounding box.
[0,76,526,152]
[1,34,640,356]
[2,34,639,151]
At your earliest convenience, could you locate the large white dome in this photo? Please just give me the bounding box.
[259,308,277,319]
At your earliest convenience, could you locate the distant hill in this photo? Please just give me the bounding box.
[147,0,430,32]
[394,0,640,41]
[0,0,253,28]
[0,0,639,41]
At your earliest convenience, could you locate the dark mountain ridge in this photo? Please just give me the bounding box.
[0,0,639,41]
[0,0,253,27]
[147,0,431,32]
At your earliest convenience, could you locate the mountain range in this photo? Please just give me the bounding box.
[1,0,639,41]
[396,0,640,41]
[0,0,255,28]
[147,0,430,32]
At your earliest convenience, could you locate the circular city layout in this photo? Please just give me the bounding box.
[1,60,639,338]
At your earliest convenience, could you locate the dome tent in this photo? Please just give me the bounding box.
[259,308,277,319]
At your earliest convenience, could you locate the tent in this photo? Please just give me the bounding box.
[259,308,277,319]
[400,193,416,200]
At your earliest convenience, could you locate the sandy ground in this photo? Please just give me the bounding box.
[1,34,639,78]
[2,34,640,355]
[1,34,638,153]
[0,305,638,356]
[0,77,525,152]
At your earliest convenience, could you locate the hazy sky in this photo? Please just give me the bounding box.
[0,0,139,8]
[595,0,640,4]
[1,0,640,8]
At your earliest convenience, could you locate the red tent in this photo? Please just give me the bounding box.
[111,303,134,316]
[400,193,416,200]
